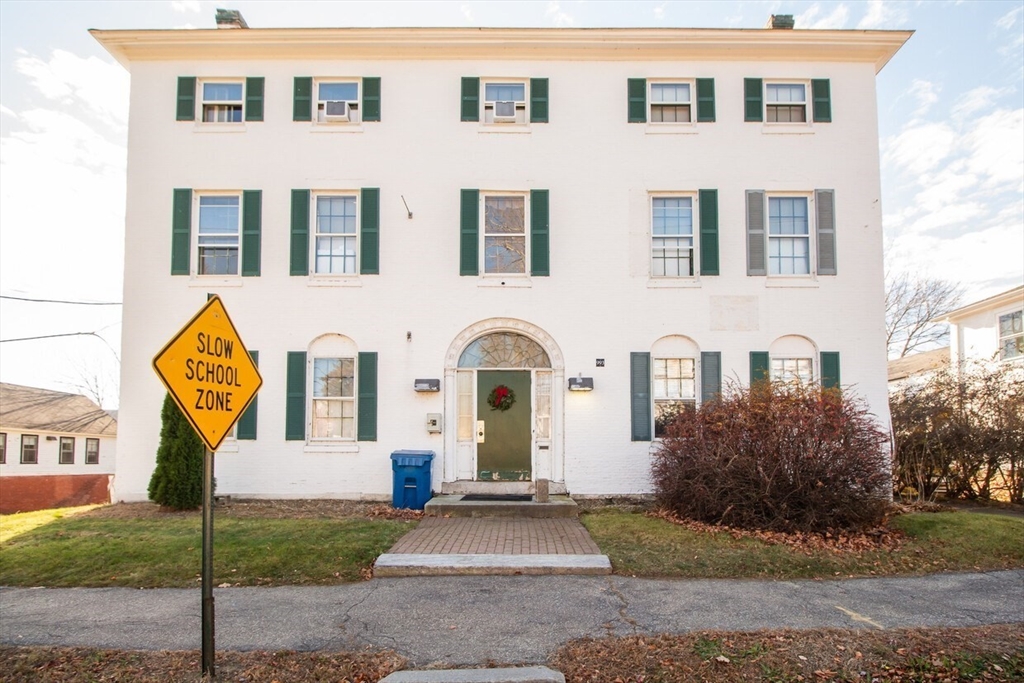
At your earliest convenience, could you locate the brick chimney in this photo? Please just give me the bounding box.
[215,9,249,29]
[766,14,795,29]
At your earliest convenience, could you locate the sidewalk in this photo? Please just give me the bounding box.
[3,570,1022,668]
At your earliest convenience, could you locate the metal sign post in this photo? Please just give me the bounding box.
[202,445,215,677]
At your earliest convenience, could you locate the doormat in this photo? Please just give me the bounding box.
[460,494,534,502]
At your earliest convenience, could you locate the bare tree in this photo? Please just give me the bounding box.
[885,272,964,359]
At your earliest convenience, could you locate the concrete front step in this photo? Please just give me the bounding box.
[374,553,611,577]
[380,666,565,683]
[424,494,578,518]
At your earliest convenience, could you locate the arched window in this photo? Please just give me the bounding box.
[650,335,700,437]
[769,335,817,384]
[458,332,551,368]
[308,334,358,439]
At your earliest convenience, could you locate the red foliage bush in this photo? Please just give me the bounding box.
[651,382,891,533]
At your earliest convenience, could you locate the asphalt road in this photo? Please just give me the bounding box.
[2,571,1022,667]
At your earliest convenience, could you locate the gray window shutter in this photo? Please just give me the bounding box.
[285,351,306,441]
[700,352,722,403]
[171,188,191,275]
[290,189,310,276]
[698,189,719,276]
[360,187,380,274]
[241,190,261,277]
[530,78,548,123]
[815,189,836,276]
[244,77,264,122]
[236,350,258,439]
[176,77,196,121]
[630,352,652,441]
[362,77,381,122]
[750,351,770,385]
[530,189,549,276]
[746,190,766,276]
[812,79,832,123]
[461,77,479,122]
[821,352,841,389]
[293,77,312,121]
[696,78,715,122]
[627,78,646,123]
[744,77,763,122]
[460,189,479,276]
[357,352,377,441]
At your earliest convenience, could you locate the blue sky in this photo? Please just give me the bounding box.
[1,0,1022,407]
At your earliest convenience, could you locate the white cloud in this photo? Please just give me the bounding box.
[171,0,201,13]
[882,121,957,175]
[961,108,1024,189]
[653,2,667,21]
[546,1,574,27]
[13,50,129,129]
[857,0,909,29]
[461,3,473,22]
[796,3,849,29]
[996,5,1022,30]
[907,79,940,117]
[951,85,1013,119]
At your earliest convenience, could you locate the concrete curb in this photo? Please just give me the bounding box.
[380,666,565,683]
[374,553,612,576]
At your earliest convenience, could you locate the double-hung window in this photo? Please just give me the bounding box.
[771,358,814,384]
[650,83,691,123]
[85,438,100,464]
[317,81,360,123]
[21,434,37,464]
[312,357,355,439]
[768,196,810,275]
[483,195,527,274]
[0,432,6,464]
[484,82,526,124]
[197,195,240,275]
[999,310,1023,361]
[59,436,75,465]
[314,195,358,275]
[765,83,807,123]
[201,82,243,123]
[653,358,696,437]
[652,197,694,277]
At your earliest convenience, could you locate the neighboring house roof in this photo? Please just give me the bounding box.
[933,285,1024,324]
[0,383,117,436]
[887,347,949,382]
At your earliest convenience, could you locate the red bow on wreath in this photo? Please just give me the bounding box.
[488,384,516,411]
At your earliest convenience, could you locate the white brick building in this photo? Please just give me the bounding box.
[93,17,910,501]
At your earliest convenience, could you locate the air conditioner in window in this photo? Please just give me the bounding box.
[493,100,517,121]
[323,100,350,121]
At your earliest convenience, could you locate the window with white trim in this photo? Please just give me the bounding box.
[312,357,355,439]
[0,432,6,464]
[59,436,75,465]
[85,438,100,465]
[652,196,694,277]
[771,358,814,384]
[483,195,527,274]
[483,81,526,124]
[768,196,810,275]
[197,194,240,275]
[650,82,692,123]
[999,310,1023,361]
[316,81,360,123]
[765,83,807,123]
[21,434,37,464]
[314,194,358,275]
[653,358,696,437]
[201,81,243,123]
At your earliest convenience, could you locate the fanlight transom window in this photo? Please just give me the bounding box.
[458,332,551,368]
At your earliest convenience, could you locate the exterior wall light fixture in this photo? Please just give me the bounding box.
[568,374,594,391]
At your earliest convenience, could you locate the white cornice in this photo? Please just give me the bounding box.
[90,27,912,73]
[935,285,1024,323]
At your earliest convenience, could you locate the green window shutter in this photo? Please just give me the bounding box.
[171,188,192,275]
[698,189,719,276]
[746,190,766,276]
[530,78,549,123]
[460,189,479,276]
[293,77,312,122]
[530,189,550,277]
[244,77,264,122]
[236,350,259,439]
[461,77,480,122]
[362,77,381,122]
[241,190,261,277]
[696,78,716,122]
[700,352,722,403]
[627,78,646,123]
[290,189,310,276]
[815,189,837,276]
[630,352,652,442]
[176,77,196,121]
[744,77,763,122]
[821,352,841,389]
[357,352,377,441]
[360,187,380,274]
[812,79,832,123]
[750,351,770,385]
[285,351,306,440]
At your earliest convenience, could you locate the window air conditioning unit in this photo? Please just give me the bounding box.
[493,100,517,121]
[324,100,350,121]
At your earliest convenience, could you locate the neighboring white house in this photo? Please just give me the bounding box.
[93,13,910,502]
[0,383,117,513]
[936,285,1024,367]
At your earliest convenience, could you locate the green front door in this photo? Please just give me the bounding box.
[477,370,532,481]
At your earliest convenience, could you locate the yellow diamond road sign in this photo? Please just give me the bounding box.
[153,295,263,452]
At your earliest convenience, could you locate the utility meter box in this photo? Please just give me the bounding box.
[426,413,442,433]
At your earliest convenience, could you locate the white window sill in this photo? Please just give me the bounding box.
[645,124,698,135]
[307,276,362,287]
[308,123,364,134]
[477,277,532,288]
[761,124,814,135]
[478,124,531,134]
[765,277,819,288]
[188,277,243,288]
[217,440,239,453]
[192,123,247,133]
[647,278,701,289]
[304,441,359,454]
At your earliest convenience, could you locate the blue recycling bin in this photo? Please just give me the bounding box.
[390,450,434,510]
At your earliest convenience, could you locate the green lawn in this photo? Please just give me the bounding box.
[0,505,101,544]
[581,510,1024,579]
[0,514,415,588]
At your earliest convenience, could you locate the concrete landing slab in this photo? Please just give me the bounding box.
[380,666,565,683]
[425,495,578,518]
[374,553,612,576]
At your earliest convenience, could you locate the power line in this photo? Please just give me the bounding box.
[0,295,122,306]
[0,332,109,344]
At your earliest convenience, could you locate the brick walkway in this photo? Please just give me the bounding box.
[386,517,601,555]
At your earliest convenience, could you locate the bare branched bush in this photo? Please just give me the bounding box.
[651,382,891,533]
